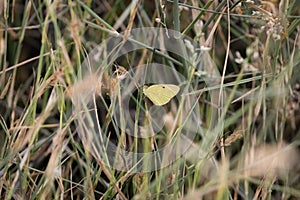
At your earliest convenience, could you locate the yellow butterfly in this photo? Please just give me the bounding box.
[143,84,180,106]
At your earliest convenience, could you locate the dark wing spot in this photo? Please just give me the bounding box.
[162,86,165,88]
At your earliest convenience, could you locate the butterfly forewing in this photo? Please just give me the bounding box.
[143,84,180,106]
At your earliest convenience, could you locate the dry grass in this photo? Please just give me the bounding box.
[0,0,300,199]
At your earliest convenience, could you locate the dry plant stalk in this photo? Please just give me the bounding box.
[243,142,299,178]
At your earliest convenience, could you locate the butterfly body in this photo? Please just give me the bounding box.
[143,84,180,106]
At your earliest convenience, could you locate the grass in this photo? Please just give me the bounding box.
[1,0,300,199]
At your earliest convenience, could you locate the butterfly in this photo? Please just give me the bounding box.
[143,84,180,106]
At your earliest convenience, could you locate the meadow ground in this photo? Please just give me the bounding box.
[0,0,300,199]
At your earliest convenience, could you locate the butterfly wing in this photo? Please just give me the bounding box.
[145,91,172,106]
[144,84,180,106]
